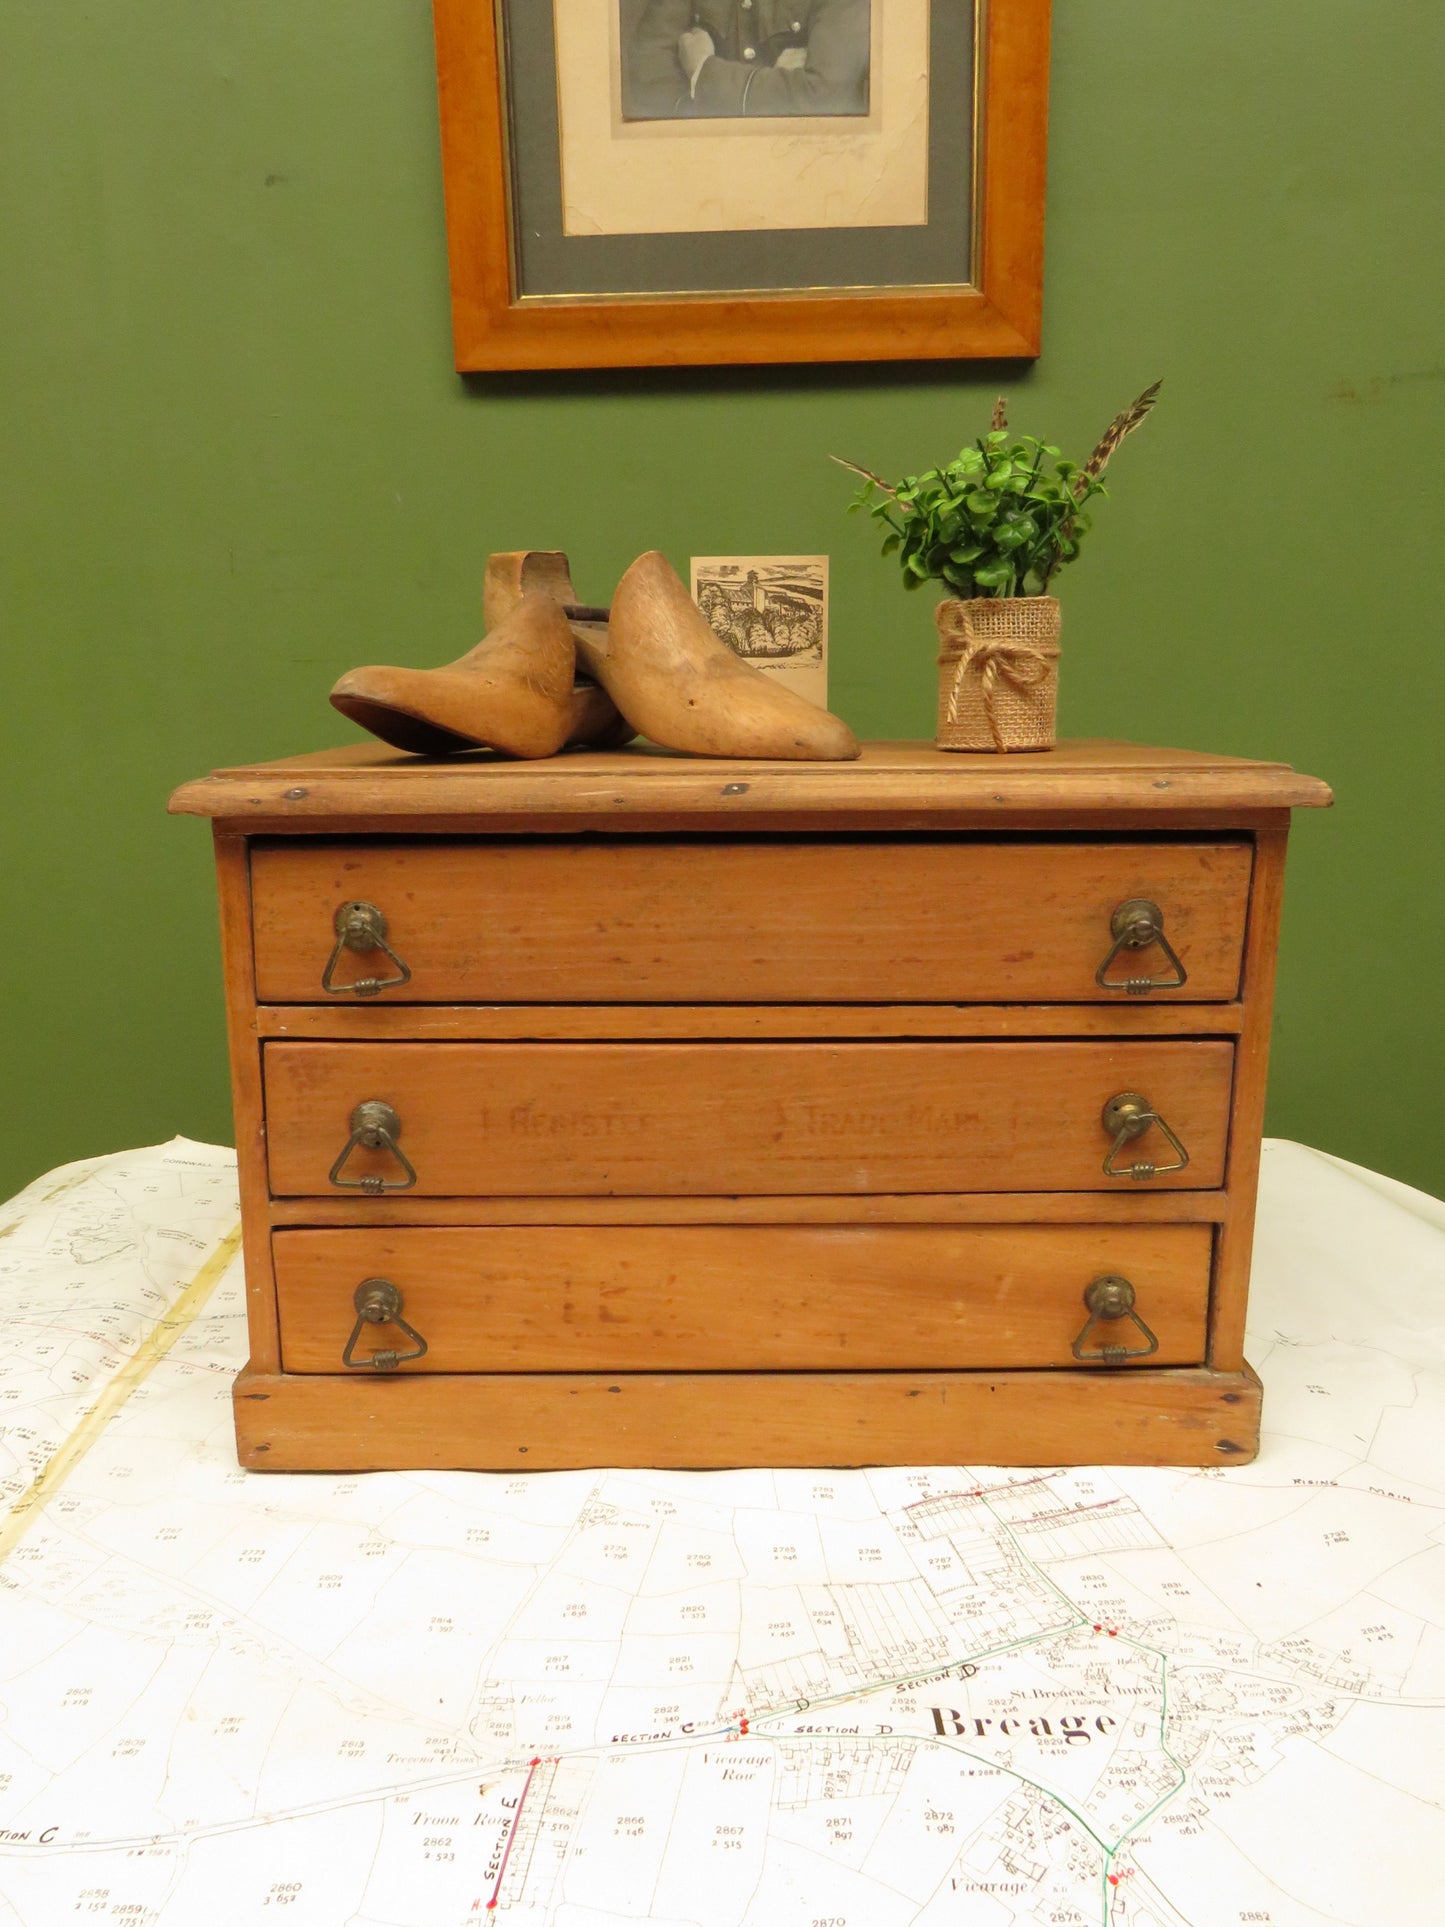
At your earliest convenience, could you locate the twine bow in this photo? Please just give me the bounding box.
[939,612,1059,752]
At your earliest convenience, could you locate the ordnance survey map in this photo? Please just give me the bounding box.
[1,1138,1442,1925]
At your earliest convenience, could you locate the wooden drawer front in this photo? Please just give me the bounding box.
[250,837,1252,1004]
[263,1040,1232,1196]
[274,1223,1213,1373]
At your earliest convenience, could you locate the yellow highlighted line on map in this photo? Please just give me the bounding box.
[0,1222,244,1563]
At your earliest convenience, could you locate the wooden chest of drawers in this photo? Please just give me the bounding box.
[170,740,1330,1471]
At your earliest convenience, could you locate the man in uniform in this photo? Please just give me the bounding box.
[625,0,870,119]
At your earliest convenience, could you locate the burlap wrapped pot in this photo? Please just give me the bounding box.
[935,596,1061,753]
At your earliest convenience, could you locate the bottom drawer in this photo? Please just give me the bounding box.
[273,1223,1212,1374]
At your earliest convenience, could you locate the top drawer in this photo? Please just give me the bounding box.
[251,836,1253,1006]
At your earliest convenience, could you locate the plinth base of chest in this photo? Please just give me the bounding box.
[233,1363,1262,1472]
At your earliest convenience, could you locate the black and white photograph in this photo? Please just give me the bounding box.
[541,1,938,255]
[621,0,872,122]
[690,554,829,705]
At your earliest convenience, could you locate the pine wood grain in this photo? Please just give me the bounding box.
[1210,826,1290,1370]
[213,831,280,1372]
[266,1190,1228,1228]
[175,736,1326,1471]
[262,1039,1234,1198]
[234,1363,1263,1470]
[168,739,1335,822]
[250,838,1253,1006]
[257,1002,1247,1041]
[273,1222,1211,1373]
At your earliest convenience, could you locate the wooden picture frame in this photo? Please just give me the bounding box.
[432,1,1052,372]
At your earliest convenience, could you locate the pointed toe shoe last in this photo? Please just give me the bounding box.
[573,551,859,761]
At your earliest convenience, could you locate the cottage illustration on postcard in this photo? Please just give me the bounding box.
[690,555,828,707]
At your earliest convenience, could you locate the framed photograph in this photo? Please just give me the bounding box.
[432,1,1052,371]
[690,555,829,707]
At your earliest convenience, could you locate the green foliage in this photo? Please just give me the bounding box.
[846,432,1107,600]
[839,385,1162,601]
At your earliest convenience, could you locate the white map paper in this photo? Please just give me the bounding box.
[1,1136,1442,1925]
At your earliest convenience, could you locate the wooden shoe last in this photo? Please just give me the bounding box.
[592,551,859,761]
[330,593,579,759]
[485,548,860,762]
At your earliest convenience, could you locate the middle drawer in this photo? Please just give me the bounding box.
[264,1040,1233,1196]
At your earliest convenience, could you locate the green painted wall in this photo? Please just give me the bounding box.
[2,2,1441,1200]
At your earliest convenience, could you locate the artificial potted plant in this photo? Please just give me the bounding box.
[837,384,1160,752]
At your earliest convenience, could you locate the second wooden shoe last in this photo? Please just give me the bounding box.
[485,548,860,762]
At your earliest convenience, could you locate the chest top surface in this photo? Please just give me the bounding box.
[169,739,1332,828]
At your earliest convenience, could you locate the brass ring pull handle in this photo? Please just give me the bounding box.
[1101,1091,1191,1181]
[342,1278,429,1372]
[322,900,413,998]
[1095,899,1187,995]
[328,1100,418,1193]
[1071,1274,1159,1366]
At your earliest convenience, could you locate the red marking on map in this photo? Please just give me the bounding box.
[487,1758,543,1912]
